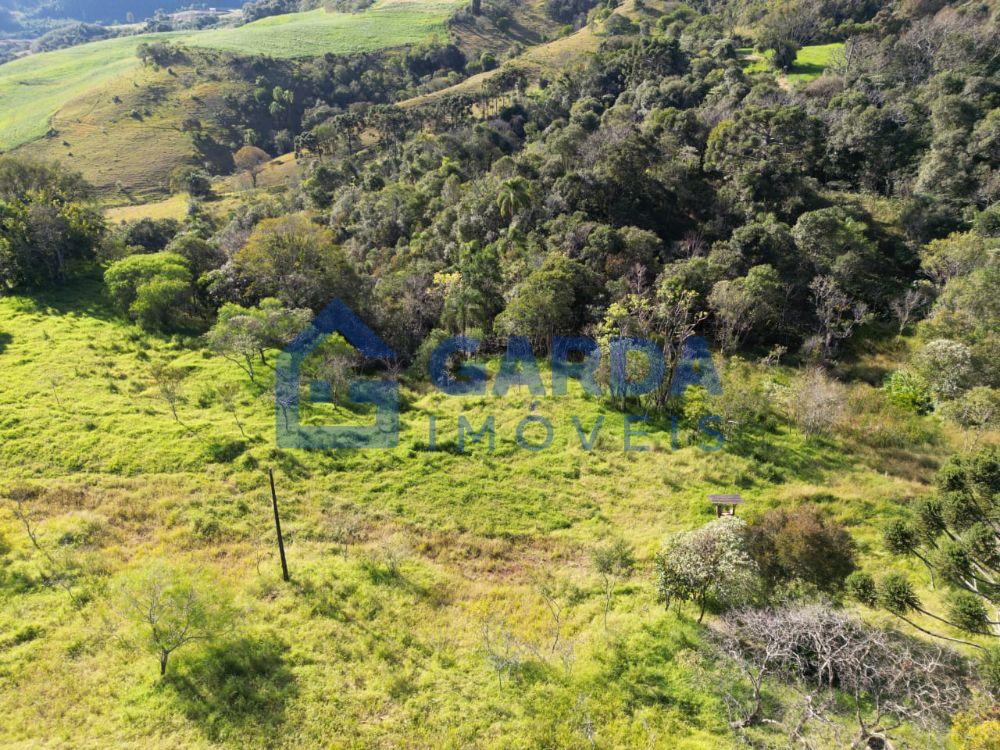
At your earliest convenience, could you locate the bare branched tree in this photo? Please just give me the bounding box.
[712,605,970,749]
[889,284,929,336]
[809,276,871,360]
[112,562,234,676]
[6,484,82,606]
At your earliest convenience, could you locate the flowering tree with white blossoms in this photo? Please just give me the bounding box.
[655,516,760,622]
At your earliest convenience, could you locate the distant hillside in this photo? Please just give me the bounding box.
[0,0,459,149]
[15,1,221,23]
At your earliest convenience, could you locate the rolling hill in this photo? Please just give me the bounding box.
[0,0,461,153]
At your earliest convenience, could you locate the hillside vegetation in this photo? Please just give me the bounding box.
[0,277,964,748]
[1,0,999,747]
[0,31,176,150]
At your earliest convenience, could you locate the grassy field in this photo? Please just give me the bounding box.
[400,0,643,109]
[0,32,177,151]
[786,42,842,83]
[186,1,461,59]
[16,63,237,200]
[738,42,843,85]
[0,1,460,154]
[0,276,976,748]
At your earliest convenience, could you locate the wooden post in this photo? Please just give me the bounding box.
[268,468,290,582]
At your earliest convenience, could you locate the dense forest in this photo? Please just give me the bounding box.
[0,0,998,747]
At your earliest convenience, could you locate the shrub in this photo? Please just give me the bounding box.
[914,339,973,401]
[882,370,933,414]
[205,439,247,463]
[788,367,845,437]
[745,505,856,594]
[938,386,999,430]
[104,252,193,331]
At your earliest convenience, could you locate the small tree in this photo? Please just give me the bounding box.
[889,283,930,336]
[655,516,759,622]
[112,562,234,676]
[206,299,312,384]
[215,382,246,437]
[592,539,635,630]
[808,275,871,360]
[233,145,271,189]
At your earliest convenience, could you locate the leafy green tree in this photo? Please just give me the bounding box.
[913,339,973,401]
[226,215,362,311]
[169,165,212,198]
[710,216,798,279]
[494,253,595,349]
[704,106,823,217]
[104,252,193,331]
[708,264,784,352]
[164,233,224,277]
[0,156,103,289]
[791,207,881,298]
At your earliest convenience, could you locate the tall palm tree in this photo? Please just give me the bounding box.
[496,176,533,228]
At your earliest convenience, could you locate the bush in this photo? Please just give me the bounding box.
[938,387,999,430]
[788,367,845,437]
[746,505,857,594]
[104,252,193,331]
[914,339,973,401]
[882,370,933,414]
[972,203,1000,237]
[169,165,213,198]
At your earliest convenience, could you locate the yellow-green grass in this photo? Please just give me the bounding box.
[0,278,981,747]
[104,193,194,223]
[0,32,177,151]
[16,64,234,200]
[786,42,842,83]
[185,1,462,59]
[738,42,842,84]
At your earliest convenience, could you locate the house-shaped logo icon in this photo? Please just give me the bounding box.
[275,300,399,450]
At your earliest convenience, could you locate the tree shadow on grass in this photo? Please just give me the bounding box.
[789,61,826,78]
[16,271,120,322]
[167,635,297,744]
[0,332,11,354]
[724,430,852,485]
